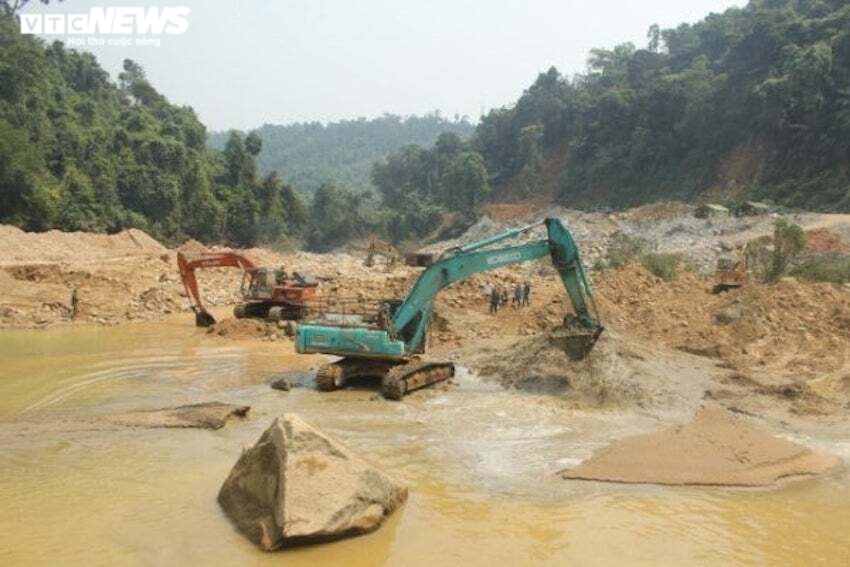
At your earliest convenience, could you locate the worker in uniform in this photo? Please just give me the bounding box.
[69,287,79,320]
[522,281,531,306]
[489,286,501,315]
[275,266,288,284]
[483,281,493,302]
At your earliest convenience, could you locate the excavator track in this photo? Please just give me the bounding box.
[314,358,454,399]
[381,360,455,400]
[314,359,396,392]
[315,363,345,391]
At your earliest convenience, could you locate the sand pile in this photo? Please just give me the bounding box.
[176,238,209,254]
[561,407,841,487]
[0,225,164,265]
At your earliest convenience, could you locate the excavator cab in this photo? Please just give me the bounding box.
[244,268,277,300]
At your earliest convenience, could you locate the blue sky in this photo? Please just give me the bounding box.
[23,0,746,130]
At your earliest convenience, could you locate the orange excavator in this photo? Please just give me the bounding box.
[177,251,319,327]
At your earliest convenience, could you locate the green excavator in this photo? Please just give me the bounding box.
[295,218,604,399]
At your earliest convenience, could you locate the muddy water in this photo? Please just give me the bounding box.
[1,320,849,566]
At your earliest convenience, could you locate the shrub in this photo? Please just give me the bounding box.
[605,232,653,268]
[769,219,806,281]
[640,252,681,281]
[790,253,850,284]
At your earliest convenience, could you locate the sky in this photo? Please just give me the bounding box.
[22,0,746,131]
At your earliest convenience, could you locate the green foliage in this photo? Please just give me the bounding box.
[369,133,489,238]
[209,114,474,195]
[441,151,490,217]
[744,235,774,281]
[640,252,682,281]
[769,218,806,280]
[0,13,305,246]
[790,253,850,284]
[516,124,544,197]
[0,118,54,230]
[604,232,654,269]
[306,183,372,251]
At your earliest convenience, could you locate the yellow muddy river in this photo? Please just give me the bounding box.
[1,319,849,566]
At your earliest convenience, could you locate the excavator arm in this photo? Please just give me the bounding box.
[177,251,257,327]
[388,218,601,353]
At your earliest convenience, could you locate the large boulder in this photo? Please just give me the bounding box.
[218,414,407,550]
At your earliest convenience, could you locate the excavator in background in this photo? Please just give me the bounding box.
[364,235,402,269]
[364,235,436,269]
[296,218,604,399]
[713,242,750,293]
[177,251,318,327]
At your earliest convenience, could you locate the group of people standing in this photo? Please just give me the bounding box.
[483,281,531,315]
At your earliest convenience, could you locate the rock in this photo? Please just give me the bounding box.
[270,376,291,391]
[218,414,407,550]
[715,305,745,325]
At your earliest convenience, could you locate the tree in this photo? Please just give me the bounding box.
[306,183,369,251]
[516,124,544,197]
[245,131,263,156]
[441,151,490,217]
[220,131,257,189]
[118,59,162,106]
[56,166,103,232]
[770,219,806,280]
[647,24,661,53]
[0,120,55,230]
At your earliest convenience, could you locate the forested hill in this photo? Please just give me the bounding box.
[377,0,850,213]
[209,115,475,194]
[0,10,304,246]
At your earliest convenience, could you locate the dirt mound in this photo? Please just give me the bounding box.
[561,407,841,486]
[470,331,720,413]
[206,318,288,341]
[805,228,850,253]
[0,225,165,265]
[595,264,850,382]
[622,201,691,224]
[481,202,544,222]
[176,238,209,254]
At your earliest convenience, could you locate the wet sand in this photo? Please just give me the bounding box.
[561,407,842,487]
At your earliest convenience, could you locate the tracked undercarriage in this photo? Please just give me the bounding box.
[233,301,306,322]
[315,357,455,400]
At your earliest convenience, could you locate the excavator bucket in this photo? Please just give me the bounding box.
[195,310,216,327]
[549,327,602,360]
[548,315,604,360]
